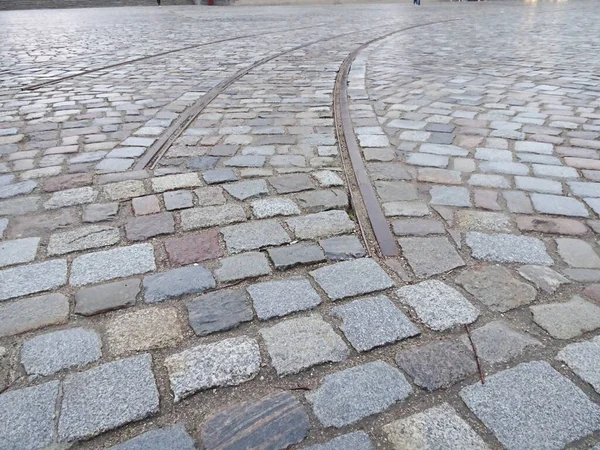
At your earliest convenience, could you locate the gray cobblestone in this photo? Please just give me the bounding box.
[75,278,140,316]
[187,288,253,336]
[287,210,354,240]
[48,225,119,256]
[557,336,600,394]
[44,186,97,209]
[0,259,67,301]
[267,242,326,269]
[221,220,291,253]
[466,232,553,265]
[0,237,39,268]
[248,277,321,319]
[215,251,272,283]
[180,204,246,230]
[531,296,600,339]
[143,266,215,303]
[531,193,589,217]
[110,424,196,450]
[303,432,373,450]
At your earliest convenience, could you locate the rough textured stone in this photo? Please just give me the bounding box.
[70,244,155,286]
[3,210,73,240]
[0,237,39,267]
[0,259,67,301]
[396,340,477,391]
[460,361,600,450]
[75,278,140,316]
[307,361,412,428]
[131,195,160,216]
[251,198,300,218]
[583,283,600,304]
[430,186,471,207]
[110,424,196,450]
[103,180,146,200]
[557,336,600,394]
[531,193,589,217]
[44,186,97,209]
[516,215,588,235]
[460,321,541,363]
[165,230,222,266]
[455,210,511,232]
[399,237,465,277]
[151,173,201,192]
[0,293,68,338]
[418,168,462,184]
[383,404,488,450]
[0,180,37,199]
[187,288,253,336]
[312,170,344,187]
[215,251,272,283]
[0,196,40,216]
[221,220,291,253]
[42,173,92,192]
[269,173,315,193]
[332,295,419,352]
[201,392,310,450]
[392,219,445,236]
[295,189,348,213]
[83,202,119,222]
[531,296,600,339]
[21,327,101,377]
[319,235,366,260]
[126,212,174,241]
[48,225,119,256]
[396,280,479,331]
[375,181,418,202]
[163,190,193,210]
[267,243,326,269]
[456,265,537,312]
[107,307,183,355]
[165,336,261,402]
[466,232,553,265]
[143,266,215,303]
[556,238,600,268]
[180,204,246,230]
[195,186,226,206]
[367,162,411,181]
[383,201,430,217]
[58,354,160,442]
[260,315,349,376]
[0,381,59,450]
[223,179,268,200]
[303,432,373,450]
[310,258,393,300]
[287,210,354,240]
[248,277,321,319]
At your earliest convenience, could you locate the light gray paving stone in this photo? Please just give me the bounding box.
[396,280,479,331]
[585,198,600,215]
[460,361,600,450]
[331,295,419,352]
[374,181,418,202]
[358,135,389,147]
[58,354,160,442]
[47,225,119,256]
[269,173,315,194]
[223,179,269,201]
[460,321,542,364]
[106,147,146,159]
[563,268,600,282]
[215,251,272,283]
[383,201,430,217]
[0,259,67,301]
[164,336,260,402]
[569,181,600,198]
[533,164,579,179]
[474,147,512,161]
[479,161,529,175]
[383,403,488,450]
[267,243,326,270]
[503,190,534,213]
[319,235,366,260]
[406,153,448,168]
[515,176,563,194]
[143,266,215,303]
[556,238,600,268]
[287,210,354,240]
[310,258,393,300]
[0,237,39,268]
[0,293,69,338]
[466,232,553,265]
[295,189,348,213]
[557,336,600,393]
[126,212,174,241]
[75,278,140,316]
[96,158,134,172]
[303,432,374,450]
[455,210,512,233]
[251,198,300,219]
[0,381,59,450]
[103,180,145,201]
[109,424,196,450]
[21,327,101,376]
[420,143,467,156]
[399,237,465,277]
[221,220,291,253]
[430,186,471,207]
[44,186,97,209]
[70,244,156,286]
[312,170,344,187]
[531,193,589,217]
[515,141,553,154]
[392,219,446,236]
[260,315,348,376]
[202,168,238,185]
[518,265,570,293]
[388,119,426,130]
[531,296,600,339]
[163,190,193,210]
[0,180,37,199]
[187,288,253,336]
[468,174,511,188]
[180,204,246,230]
[82,203,119,222]
[368,163,411,182]
[306,361,412,428]
[151,173,201,193]
[0,218,7,239]
[518,153,561,165]
[248,277,321,320]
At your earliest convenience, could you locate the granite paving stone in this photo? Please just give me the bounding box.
[82,202,119,222]
[47,225,119,256]
[0,293,69,338]
[164,336,261,402]
[269,173,315,193]
[430,186,471,207]
[165,230,222,266]
[58,354,160,442]
[143,265,215,303]
[303,432,373,450]
[331,295,419,352]
[310,258,393,300]
[569,181,600,198]
[163,190,193,210]
[460,361,600,450]
[306,361,412,428]
[312,170,344,187]
[260,315,349,376]
[466,232,553,265]
[21,327,101,376]
[515,176,563,194]
[0,180,37,199]
[131,195,160,216]
[531,193,589,217]
[215,251,272,283]
[0,259,67,301]
[532,164,579,179]
[126,212,175,241]
[187,288,253,336]
[151,173,201,193]
[503,190,534,213]
[75,278,140,316]
[374,181,418,202]
[383,201,430,217]
[516,215,588,235]
[383,403,488,450]
[0,197,38,217]
[295,189,348,213]
[248,277,322,320]
[319,235,365,260]
[103,180,146,201]
[287,210,354,240]
[267,242,326,269]
[109,424,196,450]
[201,392,310,450]
[399,237,465,277]
[44,186,97,209]
[0,237,39,267]
[223,179,269,200]
[202,168,238,185]
[557,336,600,393]
[531,296,600,339]
[194,186,226,206]
[251,197,301,219]
[396,280,479,331]
[221,219,291,253]
[556,238,600,268]
[0,218,6,239]
[180,204,246,230]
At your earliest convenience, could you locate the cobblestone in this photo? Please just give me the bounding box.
[303,432,373,450]
[0,259,67,301]
[180,204,246,230]
[187,288,253,336]
[83,202,119,222]
[48,225,119,256]
[531,296,600,339]
[556,238,600,268]
[557,336,600,394]
[399,237,465,277]
[215,251,272,283]
[287,210,354,240]
[267,242,326,269]
[110,425,196,450]
[0,236,39,267]
[221,219,291,253]
[466,232,553,265]
[143,266,215,303]
[75,278,139,316]
[248,277,321,320]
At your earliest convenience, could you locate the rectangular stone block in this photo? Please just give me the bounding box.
[0,293,69,338]
[180,205,246,230]
[0,237,39,268]
[0,259,67,301]
[75,278,140,316]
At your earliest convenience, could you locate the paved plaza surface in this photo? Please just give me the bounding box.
[1,1,600,449]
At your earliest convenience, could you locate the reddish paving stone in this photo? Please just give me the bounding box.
[165,230,223,266]
[565,157,600,170]
[474,189,502,211]
[516,216,588,235]
[7,209,76,239]
[41,173,93,192]
[126,213,174,241]
[455,135,484,149]
[582,284,600,305]
[132,195,161,216]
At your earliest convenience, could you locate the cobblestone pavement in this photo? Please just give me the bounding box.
[1,1,600,449]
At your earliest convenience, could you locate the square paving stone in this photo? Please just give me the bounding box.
[455,265,537,312]
[187,288,253,336]
[267,243,326,270]
[132,195,160,216]
[465,232,553,265]
[201,392,310,450]
[531,193,589,217]
[180,205,247,230]
[221,220,291,253]
[302,432,373,450]
[332,295,419,352]
[269,173,315,194]
[517,265,570,293]
[164,336,261,402]
[556,238,600,268]
[21,327,102,376]
[430,186,471,207]
[306,361,412,428]
[319,235,366,260]
[109,424,196,450]
[399,237,465,278]
[143,266,216,303]
[215,252,272,283]
[259,315,349,376]
[247,277,322,320]
[164,230,222,266]
[75,278,140,316]
[0,237,39,268]
[374,181,418,202]
[531,296,600,339]
[0,259,67,301]
[223,179,269,200]
[310,258,393,300]
[460,321,542,364]
[125,212,174,241]
[396,280,479,331]
[163,190,193,210]
[460,361,600,450]
[58,354,160,442]
[383,403,488,450]
[0,293,69,338]
[286,210,355,240]
[557,336,600,394]
[396,340,477,391]
[0,381,59,450]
